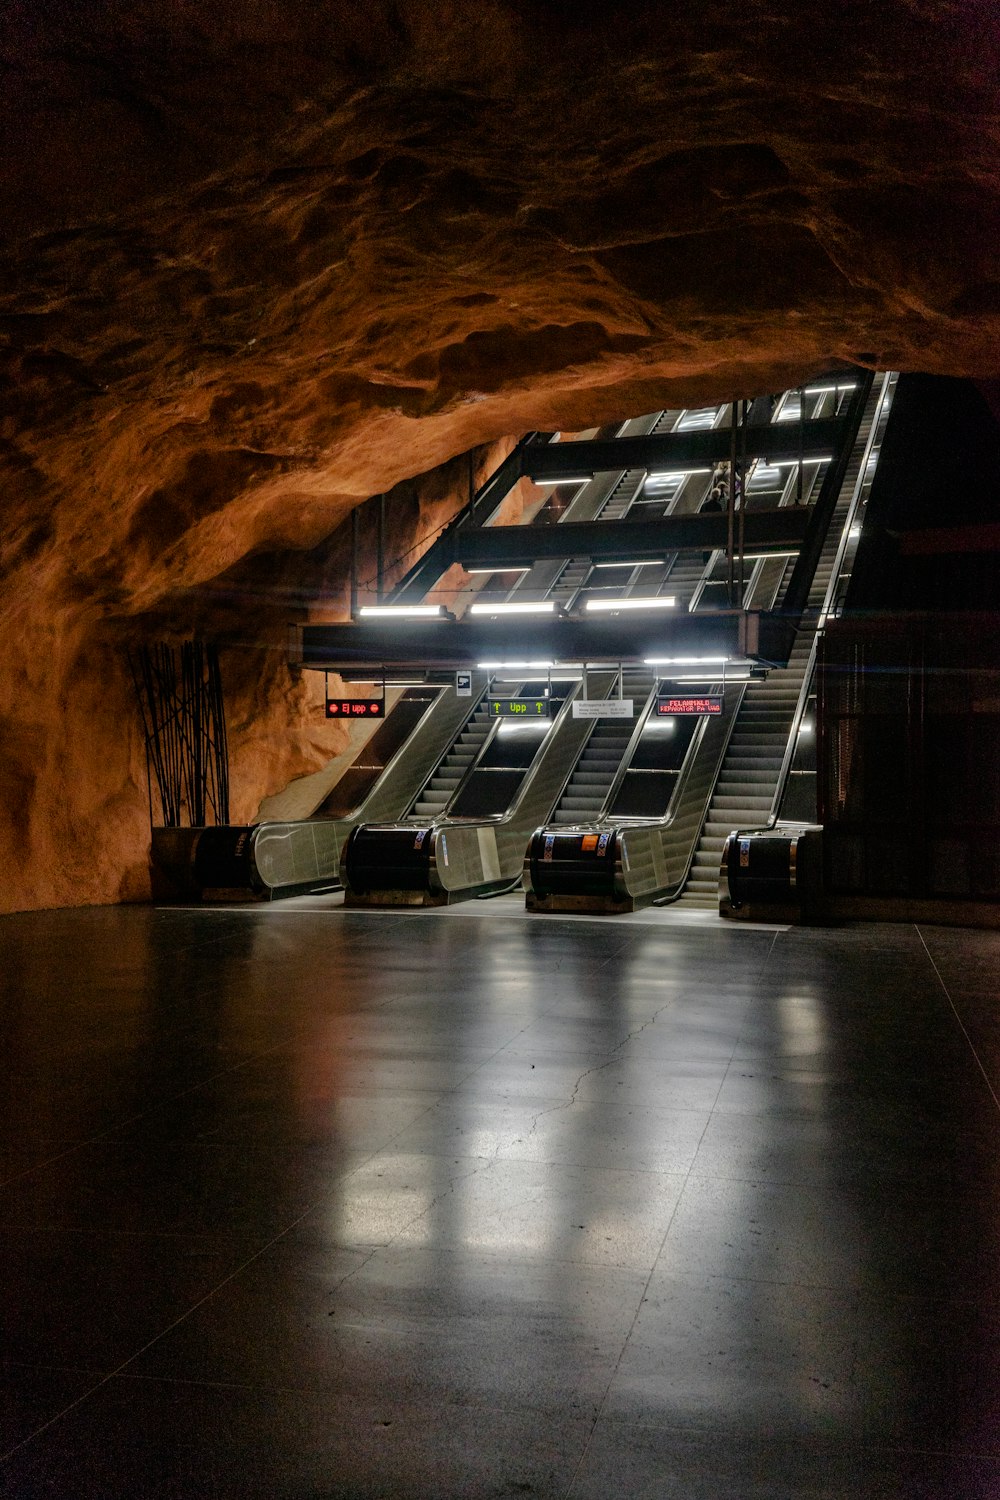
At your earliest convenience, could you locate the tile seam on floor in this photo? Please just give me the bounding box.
[916,925,1000,1116]
[561,927,783,1497]
[0,1042,289,1192]
[0,1192,356,1467]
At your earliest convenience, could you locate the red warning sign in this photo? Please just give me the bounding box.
[325,699,385,719]
[657,695,723,716]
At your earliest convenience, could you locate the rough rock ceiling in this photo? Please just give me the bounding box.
[1,0,999,910]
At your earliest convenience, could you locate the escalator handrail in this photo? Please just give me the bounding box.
[430,670,616,831]
[592,676,663,823]
[764,370,896,828]
[778,369,876,622]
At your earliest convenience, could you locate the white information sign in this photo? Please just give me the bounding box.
[572,699,634,719]
[455,671,472,698]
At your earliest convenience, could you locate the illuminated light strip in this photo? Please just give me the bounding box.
[358,604,450,619]
[466,565,530,574]
[768,456,833,466]
[469,600,561,616]
[592,559,663,569]
[527,475,592,486]
[738,551,799,561]
[646,467,713,479]
[584,596,676,613]
[666,671,752,682]
[644,655,734,665]
[477,660,554,670]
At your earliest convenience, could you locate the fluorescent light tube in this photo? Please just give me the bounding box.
[358,604,450,619]
[466,565,531,574]
[584,597,676,613]
[592,560,662,569]
[469,601,560,617]
[477,660,554,670]
[644,655,732,665]
[668,671,751,682]
[527,476,592,486]
[765,456,833,466]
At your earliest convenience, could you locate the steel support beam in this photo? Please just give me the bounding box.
[299,611,760,672]
[520,418,844,483]
[452,506,809,570]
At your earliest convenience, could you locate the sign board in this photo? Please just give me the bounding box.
[455,671,472,698]
[572,699,634,719]
[657,695,722,716]
[325,698,385,719]
[488,698,551,718]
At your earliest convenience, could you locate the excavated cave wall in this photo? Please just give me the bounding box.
[1,0,999,911]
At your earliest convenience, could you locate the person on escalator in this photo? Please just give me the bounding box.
[700,480,724,564]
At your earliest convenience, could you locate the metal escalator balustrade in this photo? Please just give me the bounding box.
[676,371,892,910]
[183,423,675,905]
[409,695,494,818]
[548,671,657,824]
[523,374,884,915]
[343,671,618,905]
[677,642,811,908]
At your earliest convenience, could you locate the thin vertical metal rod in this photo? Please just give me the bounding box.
[376,494,386,602]
[738,400,748,605]
[350,506,359,617]
[727,402,738,603]
[797,386,805,503]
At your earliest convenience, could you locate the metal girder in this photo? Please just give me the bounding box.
[299,611,760,672]
[519,418,844,483]
[452,505,809,570]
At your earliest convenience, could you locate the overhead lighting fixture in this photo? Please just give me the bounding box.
[477,659,554,671]
[584,597,676,613]
[644,655,732,665]
[466,565,531,575]
[803,383,857,394]
[764,456,833,467]
[469,600,561,617]
[527,475,592,487]
[358,604,451,620]
[646,467,712,479]
[592,559,662,569]
[668,670,751,682]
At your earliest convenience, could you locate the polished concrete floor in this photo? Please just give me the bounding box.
[1,896,999,1497]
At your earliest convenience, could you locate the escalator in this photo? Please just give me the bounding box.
[676,641,811,907]
[548,672,656,824]
[151,679,489,901]
[342,673,617,905]
[525,371,892,914]
[157,378,889,909]
[152,417,672,902]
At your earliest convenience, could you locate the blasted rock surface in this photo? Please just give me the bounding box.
[1,0,999,910]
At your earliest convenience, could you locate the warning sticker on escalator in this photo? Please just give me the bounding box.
[739,837,751,868]
[597,831,611,856]
[581,834,598,852]
[414,829,426,850]
[543,834,555,862]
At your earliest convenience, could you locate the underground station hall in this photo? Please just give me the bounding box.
[3,8,1000,1498]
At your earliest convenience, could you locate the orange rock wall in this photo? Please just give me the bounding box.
[1,0,999,910]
